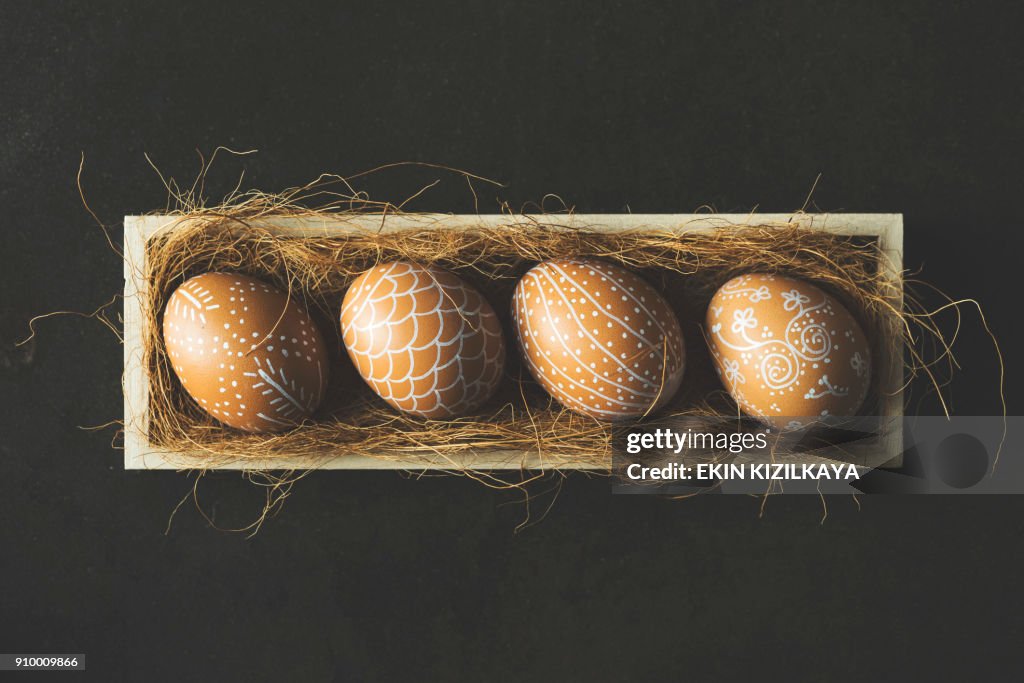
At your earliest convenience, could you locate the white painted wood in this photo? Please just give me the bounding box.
[123,218,149,470]
[123,213,904,471]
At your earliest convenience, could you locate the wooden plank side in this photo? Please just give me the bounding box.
[128,212,905,238]
[123,213,905,471]
[123,216,149,469]
[877,214,905,466]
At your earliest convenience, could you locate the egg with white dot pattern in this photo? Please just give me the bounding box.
[706,273,871,430]
[340,261,506,419]
[511,258,686,421]
[162,272,329,432]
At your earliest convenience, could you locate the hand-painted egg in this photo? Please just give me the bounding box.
[163,272,329,432]
[340,261,506,418]
[705,273,871,429]
[511,258,686,421]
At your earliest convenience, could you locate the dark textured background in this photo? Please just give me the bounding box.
[2,1,1022,680]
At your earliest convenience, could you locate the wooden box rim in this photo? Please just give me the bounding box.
[123,213,904,471]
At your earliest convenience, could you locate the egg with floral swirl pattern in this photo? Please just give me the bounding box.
[340,261,506,418]
[706,273,871,429]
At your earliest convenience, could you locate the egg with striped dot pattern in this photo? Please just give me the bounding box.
[511,258,686,421]
[340,261,506,419]
[163,272,329,432]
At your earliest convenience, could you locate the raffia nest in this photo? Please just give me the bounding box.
[137,184,921,474]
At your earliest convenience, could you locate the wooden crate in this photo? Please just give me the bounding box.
[123,213,904,471]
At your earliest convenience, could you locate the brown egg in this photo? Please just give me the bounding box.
[511,258,686,421]
[706,273,871,429]
[340,261,506,418]
[163,272,329,432]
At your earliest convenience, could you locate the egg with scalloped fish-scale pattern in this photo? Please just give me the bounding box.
[340,261,506,419]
